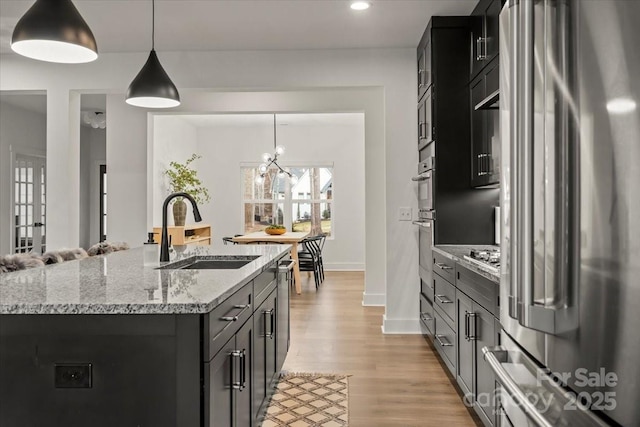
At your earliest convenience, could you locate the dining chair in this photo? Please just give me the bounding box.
[297,235,324,289]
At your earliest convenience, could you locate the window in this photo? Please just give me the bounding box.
[242,166,333,236]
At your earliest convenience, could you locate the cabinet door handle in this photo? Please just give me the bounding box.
[464,311,470,341]
[263,308,275,339]
[239,349,247,390]
[434,262,453,271]
[418,68,425,87]
[418,121,425,139]
[231,350,242,390]
[435,334,453,347]
[468,313,478,341]
[476,36,487,61]
[435,294,453,304]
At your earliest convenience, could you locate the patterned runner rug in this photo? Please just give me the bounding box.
[262,373,349,426]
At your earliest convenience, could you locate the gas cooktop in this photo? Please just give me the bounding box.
[463,248,500,274]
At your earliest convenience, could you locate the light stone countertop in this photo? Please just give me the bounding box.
[0,244,290,315]
[433,244,501,283]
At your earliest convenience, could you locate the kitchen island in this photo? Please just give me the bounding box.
[0,244,292,427]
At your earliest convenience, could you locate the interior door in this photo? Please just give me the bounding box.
[13,154,46,254]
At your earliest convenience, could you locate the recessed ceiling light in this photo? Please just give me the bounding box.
[351,2,371,11]
[606,97,636,114]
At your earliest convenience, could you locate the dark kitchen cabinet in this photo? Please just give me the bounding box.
[456,292,474,398]
[417,34,432,101]
[470,58,500,187]
[418,88,434,149]
[470,0,503,80]
[206,318,253,427]
[415,16,498,245]
[254,289,278,419]
[205,261,288,427]
[456,290,497,427]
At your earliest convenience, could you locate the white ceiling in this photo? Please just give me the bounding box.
[0,0,478,54]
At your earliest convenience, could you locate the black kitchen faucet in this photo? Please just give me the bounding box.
[160,192,202,262]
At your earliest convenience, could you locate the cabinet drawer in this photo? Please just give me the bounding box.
[433,250,455,283]
[434,306,456,376]
[254,269,277,310]
[419,293,434,338]
[456,262,499,317]
[420,276,434,304]
[204,284,253,361]
[434,273,456,328]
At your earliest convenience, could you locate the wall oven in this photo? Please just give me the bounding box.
[413,156,435,212]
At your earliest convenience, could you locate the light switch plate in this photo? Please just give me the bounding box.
[398,207,412,221]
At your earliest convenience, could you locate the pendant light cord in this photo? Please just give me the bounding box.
[152,0,155,50]
[273,114,277,150]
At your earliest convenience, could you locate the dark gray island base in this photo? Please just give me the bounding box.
[0,245,292,427]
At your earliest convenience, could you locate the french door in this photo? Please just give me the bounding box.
[13,154,46,254]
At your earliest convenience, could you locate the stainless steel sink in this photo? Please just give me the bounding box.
[158,255,260,270]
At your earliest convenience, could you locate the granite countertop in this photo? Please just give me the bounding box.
[0,244,290,315]
[433,244,501,283]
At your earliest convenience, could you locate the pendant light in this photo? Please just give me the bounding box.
[126,0,180,108]
[255,115,298,185]
[11,0,98,63]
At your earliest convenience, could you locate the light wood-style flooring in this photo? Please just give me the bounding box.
[282,271,480,427]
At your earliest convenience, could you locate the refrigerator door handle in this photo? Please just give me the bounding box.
[507,0,520,322]
[515,0,579,335]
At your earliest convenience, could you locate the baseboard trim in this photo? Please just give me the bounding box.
[324,262,365,271]
[361,292,385,306]
[381,314,421,334]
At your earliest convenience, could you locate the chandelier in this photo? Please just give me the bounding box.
[255,115,298,185]
[82,111,106,129]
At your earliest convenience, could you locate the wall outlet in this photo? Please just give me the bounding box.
[55,363,92,388]
[398,207,412,221]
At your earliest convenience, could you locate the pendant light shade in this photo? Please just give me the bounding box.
[11,0,98,63]
[125,0,180,109]
[126,50,180,108]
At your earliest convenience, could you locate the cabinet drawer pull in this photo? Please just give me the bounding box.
[420,313,433,323]
[435,334,453,347]
[434,262,452,271]
[220,304,250,321]
[435,295,453,304]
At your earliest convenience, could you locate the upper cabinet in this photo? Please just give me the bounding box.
[469,0,503,187]
[470,0,503,80]
[470,59,500,187]
[417,31,432,102]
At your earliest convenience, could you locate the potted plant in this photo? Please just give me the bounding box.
[163,154,211,226]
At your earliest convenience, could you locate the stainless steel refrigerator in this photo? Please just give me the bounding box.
[484,0,640,426]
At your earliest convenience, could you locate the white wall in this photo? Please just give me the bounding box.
[1,47,419,333]
[0,100,46,255]
[170,113,365,271]
[79,125,106,248]
[151,116,198,227]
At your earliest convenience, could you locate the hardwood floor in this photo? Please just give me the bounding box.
[282,271,480,427]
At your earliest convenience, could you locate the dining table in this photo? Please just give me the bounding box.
[232,231,310,294]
